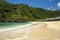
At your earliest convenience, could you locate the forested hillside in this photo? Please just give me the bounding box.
[0,0,60,22]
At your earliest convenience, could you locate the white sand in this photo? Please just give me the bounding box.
[0,21,60,40]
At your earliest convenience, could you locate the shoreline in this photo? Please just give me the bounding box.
[0,22,39,32]
[0,21,60,31]
[0,21,60,40]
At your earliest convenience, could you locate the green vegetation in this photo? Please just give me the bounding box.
[0,0,60,22]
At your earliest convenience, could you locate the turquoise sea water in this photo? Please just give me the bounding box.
[0,22,28,29]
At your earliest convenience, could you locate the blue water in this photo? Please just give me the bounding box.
[0,22,29,29]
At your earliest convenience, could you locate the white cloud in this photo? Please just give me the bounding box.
[47,8,50,10]
[47,7,56,11]
[57,2,60,7]
[49,6,56,10]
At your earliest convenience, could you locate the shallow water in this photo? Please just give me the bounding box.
[0,22,28,29]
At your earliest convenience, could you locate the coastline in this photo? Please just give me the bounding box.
[0,22,39,31]
[0,21,60,40]
[0,21,60,31]
[0,22,40,40]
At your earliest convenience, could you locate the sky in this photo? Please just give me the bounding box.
[5,0,60,10]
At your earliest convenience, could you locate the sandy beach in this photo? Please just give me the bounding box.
[0,21,60,40]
